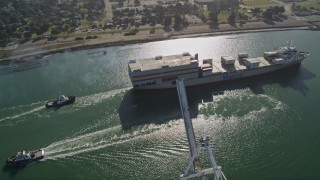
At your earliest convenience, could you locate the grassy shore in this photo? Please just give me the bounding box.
[0,19,315,61]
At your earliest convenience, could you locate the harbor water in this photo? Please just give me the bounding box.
[1,30,320,179]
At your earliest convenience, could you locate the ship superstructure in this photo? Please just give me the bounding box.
[128,41,309,90]
[6,149,45,167]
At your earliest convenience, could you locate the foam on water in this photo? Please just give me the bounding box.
[0,103,44,124]
[198,88,286,121]
[43,120,180,159]
[15,88,286,165]
[0,88,130,126]
[73,87,130,108]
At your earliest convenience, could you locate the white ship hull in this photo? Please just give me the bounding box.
[132,59,303,90]
[128,41,309,90]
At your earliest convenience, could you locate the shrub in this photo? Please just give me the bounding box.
[75,37,84,40]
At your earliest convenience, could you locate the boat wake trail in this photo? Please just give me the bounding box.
[198,88,286,121]
[0,102,44,124]
[43,122,170,160]
[0,88,130,126]
[74,88,130,108]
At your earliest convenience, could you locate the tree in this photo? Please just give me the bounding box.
[182,19,189,27]
[182,3,192,14]
[192,4,199,14]
[149,16,156,26]
[14,32,22,39]
[23,31,32,39]
[0,25,9,42]
[154,6,165,24]
[262,10,273,21]
[40,23,49,33]
[141,17,147,25]
[280,6,285,14]
[62,24,70,31]
[116,18,123,25]
[35,26,42,36]
[175,2,183,15]
[118,0,124,7]
[51,27,61,35]
[292,3,296,11]
[174,14,182,29]
[251,8,262,16]
[208,1,219,12]
[91,24,98,29]
[220,0,239,10]
[134,0,140,6]
[271,6,285,16]
[238,12,248,21]
[123,18,129,25]
[129,18,135,26]
[199,13,208,23]
[163,16,172,28]
[34,22,49,36]
[167,5,175,16]
[128,9,135,17]
[228,11,236,24]
[209,11,218,24]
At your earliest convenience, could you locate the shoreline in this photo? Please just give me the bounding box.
[70,26,312,51]
[0,23,315,62]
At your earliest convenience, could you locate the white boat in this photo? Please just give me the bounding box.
[128,41,310,90]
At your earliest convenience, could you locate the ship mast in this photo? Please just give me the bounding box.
[176,79,227,180]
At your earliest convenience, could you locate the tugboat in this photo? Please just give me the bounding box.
[45,95,75,108]
[6,149,45,167]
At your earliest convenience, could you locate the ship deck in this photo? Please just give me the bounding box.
[129,54,195,72]
[33,150,44,158]
[256,57,271,66]
[209,57,273,74]
[212,62,226,73]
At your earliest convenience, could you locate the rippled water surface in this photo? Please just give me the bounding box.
[1,30,320,179]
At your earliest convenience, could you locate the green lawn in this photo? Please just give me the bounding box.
[243,0,278,7]
[203,10,210,17]
[202,10,232,24]
[201,9,251,24]
[218,10,231,23]
[296,2,320,11]
[80,19,90,28]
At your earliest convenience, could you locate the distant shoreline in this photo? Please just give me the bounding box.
[71,26,311,50]
[0,22,314,62]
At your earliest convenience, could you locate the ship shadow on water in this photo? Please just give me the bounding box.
[2,165,26,176]
[118,88,187,130]
[118,65,315,130]
[246,65,315,96]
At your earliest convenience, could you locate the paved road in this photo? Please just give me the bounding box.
[272,0,309,20]
[104,0,113,22]
[271,0,291,15]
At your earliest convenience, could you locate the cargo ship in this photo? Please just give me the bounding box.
[128,41,309,90]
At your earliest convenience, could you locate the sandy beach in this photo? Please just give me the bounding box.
[0,18,316,61]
